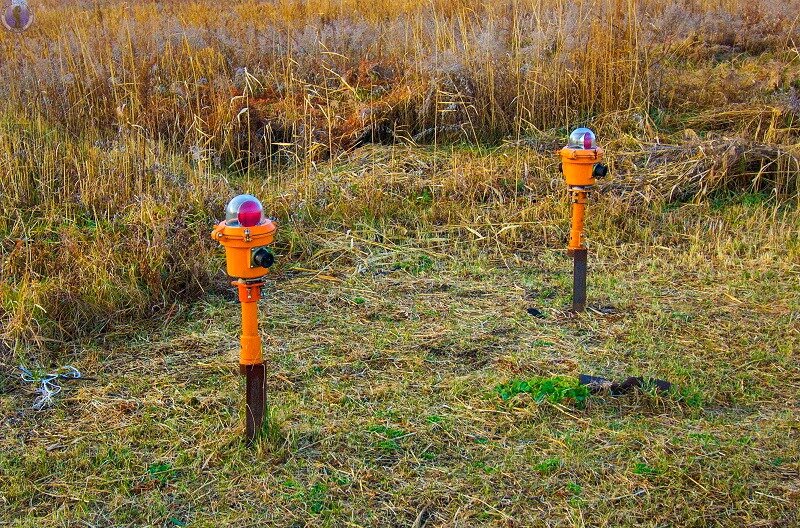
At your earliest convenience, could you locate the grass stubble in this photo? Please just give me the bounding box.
[1,0,799,526]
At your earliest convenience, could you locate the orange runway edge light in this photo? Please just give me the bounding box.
[211,194,277,445]
[558,128,609,312]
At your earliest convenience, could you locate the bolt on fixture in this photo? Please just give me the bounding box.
[559,128,609,312]
[211,194,277,444]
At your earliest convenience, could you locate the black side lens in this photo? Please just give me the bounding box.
[252,248,274,269]
[592,163,609,178]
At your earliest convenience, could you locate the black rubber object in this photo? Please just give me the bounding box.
[579,374,672,395]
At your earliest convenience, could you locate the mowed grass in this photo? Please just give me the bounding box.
[2,194,798,526]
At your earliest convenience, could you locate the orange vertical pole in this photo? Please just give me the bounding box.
[237,284,263,367]
[234,280,266,444]
[568,189,588,252]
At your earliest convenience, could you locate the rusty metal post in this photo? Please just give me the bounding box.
[572,248,588,312]
[243,363,266,445]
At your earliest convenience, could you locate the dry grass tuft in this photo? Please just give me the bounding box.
[607,138,800,202]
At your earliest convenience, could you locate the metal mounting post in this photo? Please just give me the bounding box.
[571,248,588,312]
[243,363,266,445]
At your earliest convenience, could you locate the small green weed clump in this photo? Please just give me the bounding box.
[495,376,590,407]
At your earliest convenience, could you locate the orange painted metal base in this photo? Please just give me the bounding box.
[233,280,264,367]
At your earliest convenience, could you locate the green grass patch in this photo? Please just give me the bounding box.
[495,376,590,407]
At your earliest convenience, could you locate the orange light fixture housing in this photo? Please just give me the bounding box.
[559,128,605,188]
[211,195,277,280]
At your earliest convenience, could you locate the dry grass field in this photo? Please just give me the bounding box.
[1,0,799,526]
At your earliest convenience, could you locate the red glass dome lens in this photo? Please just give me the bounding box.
[237,200,263,227]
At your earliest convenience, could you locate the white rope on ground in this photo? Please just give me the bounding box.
[18,365,82,410]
